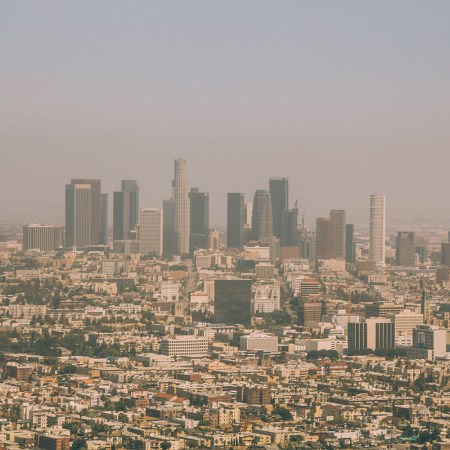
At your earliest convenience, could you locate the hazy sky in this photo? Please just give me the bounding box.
[2,1,450,228]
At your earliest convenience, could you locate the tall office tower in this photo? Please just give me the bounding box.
[346,224,355,263]
[189,188,209,253]
[269,178,289,239]
[68,179,102,245]
[441,242,450,266]
[163,199,176,257]
[100,193,108,245]
[315,210,346,260]
[23,224,64,252]
[299,230,316,261]
[121,180,139,231]
[396,231,415,266]
[65,182,92,248]
[227,193,245,249]
[369,194,386,265]
[214,279,252,325]
[330,209,346,259]
[174,158,190,254]
[280,207,298,247]
[139,209,163,256]
[315,217,332,260]
[113,180,139,241]
[251,190,273,243]
[348,318,395,351]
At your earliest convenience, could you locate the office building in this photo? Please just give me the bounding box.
[396,231,415,266]
[36,434,71,450]
[174,158,190,254]
[389,310,423,336]
[100,193,108,245]
[6,363,33,381]
[365,302,404,318]
[300,278,320,300]
[315,210,346,260]
[415,244,428,264]
[369,194,385,265]
[298,302,323,325]
[280,206,298,247]
[121,180,139,230]
[160,336,209,357]
[240,333,278,352]
[67,179,102,247]
[227,193,245,249]
[409,325,450,360]
[299,229,316,261]
[189,188,209,253]
[345,224,355,263]
[251,190,273,243]
[163,199,176,257]
[214,279,252,325]
[330,209,346,259]
[269,177,288,239]
[23,224,64,252]
[65,182,92,248]
[139,209,163,256]
[441,242,450,266]
[113,180,139,241]
[348,318,395,351]
[316,217,332,260]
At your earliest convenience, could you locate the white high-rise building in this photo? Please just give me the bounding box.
[174,158,190,254]
[139,209,163,256]
[369,194,385,265]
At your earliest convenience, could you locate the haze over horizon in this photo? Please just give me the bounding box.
[2,1,450,228]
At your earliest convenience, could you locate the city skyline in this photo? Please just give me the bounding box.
[2,2,450,227]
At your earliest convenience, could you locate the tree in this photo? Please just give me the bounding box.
[160,442,172,450]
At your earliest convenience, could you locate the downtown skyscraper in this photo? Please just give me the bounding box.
[227,193,245,250]
[315,210,346,260]
[189,188,209,253]
[174,158,190,255]
[113,180,139,241]
[65,179,102,248]
[269,177,288,239]
[251,190,273,243]
[369,194,386,265]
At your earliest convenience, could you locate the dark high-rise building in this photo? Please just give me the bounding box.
[396,231,415,266]
[65,180,102,248]
[441,242,450,266]
[269,178,288,239]
[174,158,190,254]
[415,245,428,264]
[280,207,298,247]
[121,180,139,231]
[113,180,139,241]
[251,190,273,243]
[163,199,176,257]
[189,188,209,253]
[227,193,245,249]
[214,279,252,325]
[100,193,108,245]
[346,224,355,263]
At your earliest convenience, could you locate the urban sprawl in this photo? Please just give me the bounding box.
[0,159,449,450]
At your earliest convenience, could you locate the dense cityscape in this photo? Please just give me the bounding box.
[0,158,449,450]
